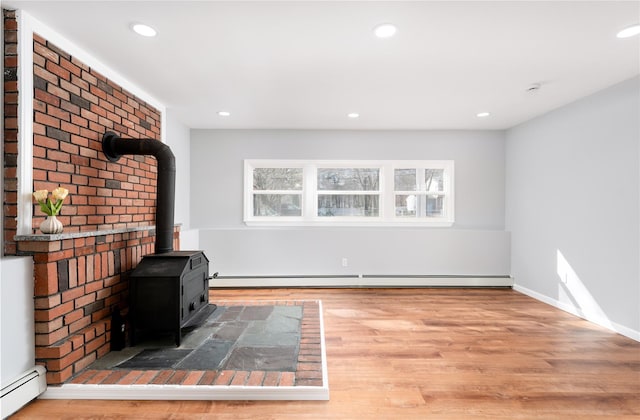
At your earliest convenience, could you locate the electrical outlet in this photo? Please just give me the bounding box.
[341,258,348,267]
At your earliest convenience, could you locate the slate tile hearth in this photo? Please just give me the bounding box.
[66,300,323,388]
[116,304,301,371]
[117,349,193,369]
[225,346,299,371]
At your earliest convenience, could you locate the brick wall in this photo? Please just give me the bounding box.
[17,228,180,385]
[3,9,19,255]
[2,12,180,385]
[31,33,161,236]
[3,22,162,255]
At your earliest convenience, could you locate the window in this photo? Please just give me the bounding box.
[252,168,303,217]
[244,160,454,226]
[393,167,449,219]
[317,167,380,217]
[251,167,303,218]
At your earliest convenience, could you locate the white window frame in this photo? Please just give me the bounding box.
[391,161,455,224]
[245,161,306,222]
[244,159,455,227]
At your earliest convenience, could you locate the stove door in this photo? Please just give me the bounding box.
[181,269,208,322]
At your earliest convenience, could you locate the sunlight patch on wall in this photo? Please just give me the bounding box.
[557,249,613,329]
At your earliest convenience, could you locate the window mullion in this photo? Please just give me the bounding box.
[304,163,316,219]
[416,167,425,217]
[244,161,253,221]
[252,190,302,195]
[316,190,375,195]
[383,163,393,219]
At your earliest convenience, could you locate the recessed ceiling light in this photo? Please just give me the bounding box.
[217,111,231,117]
[132,23,157,37]
[476,112,491,118]
[617,24,640,38]
[347,112,360,119]
[373,23,397,39]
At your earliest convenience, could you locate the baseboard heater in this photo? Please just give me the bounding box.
[210,275,513,288]
[1,366,47,418]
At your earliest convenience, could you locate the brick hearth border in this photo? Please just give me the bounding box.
[39,300,328,400]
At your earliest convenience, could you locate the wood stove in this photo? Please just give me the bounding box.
[101,132,215,347]
[129,251,211,346]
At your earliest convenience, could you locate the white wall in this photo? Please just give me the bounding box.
[0,257,35,387]
[165,109,191,230]
[506,76,640,340]
[0,10,31,397]
[192,130,505,229]
[191,130,510,278]
[0,11,34,394]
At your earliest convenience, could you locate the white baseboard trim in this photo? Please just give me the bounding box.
[211,276,513,288]
[1,366,47,418]
[40,383,329,401]
[513,284,640,342]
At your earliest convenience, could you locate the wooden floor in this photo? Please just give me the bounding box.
[13,288,640,419]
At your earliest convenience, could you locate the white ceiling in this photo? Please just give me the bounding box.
[5,1,640,130]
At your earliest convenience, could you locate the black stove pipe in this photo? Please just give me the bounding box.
[101,131,175,254]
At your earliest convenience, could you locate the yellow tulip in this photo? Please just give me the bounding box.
[52,187,69,201]
[33,190,48,203]
[33,187,70,216]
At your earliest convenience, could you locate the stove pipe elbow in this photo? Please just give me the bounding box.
[102,131,175,254]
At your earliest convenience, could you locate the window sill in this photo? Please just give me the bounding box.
[244,220,454,228]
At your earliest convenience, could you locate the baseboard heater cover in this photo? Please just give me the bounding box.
[1,366,47,418]
[211,275,513,288]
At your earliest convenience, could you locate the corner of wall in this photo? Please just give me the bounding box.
[505,76,640,341]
